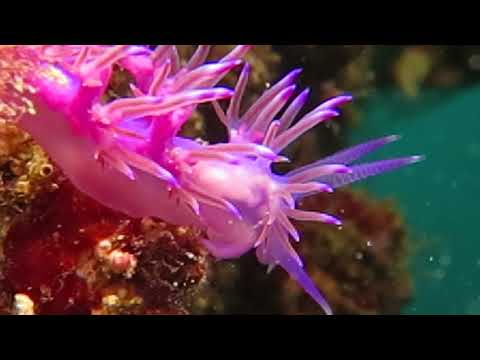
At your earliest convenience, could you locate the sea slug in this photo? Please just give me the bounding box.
[0,45,423,314]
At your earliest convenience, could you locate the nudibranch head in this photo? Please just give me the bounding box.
[200,63,424,315]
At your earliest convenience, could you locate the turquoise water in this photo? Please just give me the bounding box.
[348,86,480,314]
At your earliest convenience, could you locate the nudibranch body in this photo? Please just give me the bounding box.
[2,45,423,315]
[14,45,250,225]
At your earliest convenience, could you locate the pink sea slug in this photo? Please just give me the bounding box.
[3,45,423,315]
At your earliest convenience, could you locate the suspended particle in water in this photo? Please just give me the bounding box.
[439,254,452,267]
[432,269,446,280]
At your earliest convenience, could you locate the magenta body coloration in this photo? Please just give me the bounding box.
[10,46,423,315]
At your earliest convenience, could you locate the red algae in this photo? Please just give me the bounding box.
[4,179,114,314]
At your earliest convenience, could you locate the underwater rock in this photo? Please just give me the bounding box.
[0,176,208,315]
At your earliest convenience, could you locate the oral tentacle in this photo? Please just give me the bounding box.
[257,228,333,315]
[276,246,333,315]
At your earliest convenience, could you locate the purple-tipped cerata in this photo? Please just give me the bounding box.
[208,63,423,315]
[3,45,423,315]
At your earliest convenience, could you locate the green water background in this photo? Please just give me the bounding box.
[349,86,479,314]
